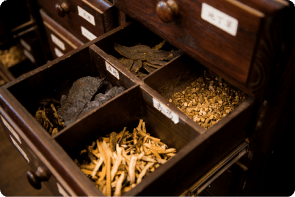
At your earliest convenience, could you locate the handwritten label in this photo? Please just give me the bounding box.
[153,98,179,124]
[57,183,69,197]
[20,39,31,51]
[24,50,35,63]
[201,3,238,36]
[81,26,96,41]
[1,115,21,144]
[54,47,64,57]
[51,34,65,51]
[77,6,95,26]
[10,135,29,163]
[106,61,120,79]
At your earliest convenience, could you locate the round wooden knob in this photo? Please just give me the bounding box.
[55,2,69,17]
[156,0,178,23]
[27,170,41,189]
[27,167,50,190]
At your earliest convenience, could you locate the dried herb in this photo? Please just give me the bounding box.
[113,40,182,79]
[35,77,125,136]
[77,119,176,196]
[169,71,247,129]
[58,76,105,127]
[34,98,64,136]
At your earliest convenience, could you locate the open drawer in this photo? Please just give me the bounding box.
[0,22,257,195]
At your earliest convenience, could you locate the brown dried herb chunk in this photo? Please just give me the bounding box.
[114,43,177,61]
[119,58,133,71]
[131,60,142,73]
[148,60,167,66]
[152,40,166,50]
[143,63,157,73]
[35,99,64,136]
[58,76,105,127]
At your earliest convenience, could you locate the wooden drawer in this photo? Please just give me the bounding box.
[16,26,45,67]
[40,9,84,59]
[0,22,257,196]
[0,108,74,196]
[114,0,292,100]
[37,0,117,43]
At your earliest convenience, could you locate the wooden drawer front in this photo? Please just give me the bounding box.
[37,0,116,43]
[114,0,290,99]
[41,10,84,59]
[0,22,256,196]
[0,109,73,196]
[16,27,45,67]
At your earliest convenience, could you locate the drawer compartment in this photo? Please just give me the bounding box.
[0,20,256,196]
[93,21,182,80]
[37,0,117,43]
[41,10,83,59]
[114,0,291,100]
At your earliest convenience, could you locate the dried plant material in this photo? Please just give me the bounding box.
[169,70,247,129]
[114,171,126,196]
[137,162,154,184]
[114,42,178,61]
[152,40,166,50]
[106,155,112,196]
[77,120,177,196]
[129,155,137,184]
[110,132,117,152]
[92,157,103,178]
[113,41,182,79]
[0,46,26,68]
[34,98,65,136]
[119,58,134,70]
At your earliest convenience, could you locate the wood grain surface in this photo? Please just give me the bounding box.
[0,124,51,196]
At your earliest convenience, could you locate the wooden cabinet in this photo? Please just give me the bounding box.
[114,0,291,100]
[40,10,84,59]
[37,0,117,43]
[0,0,294,196]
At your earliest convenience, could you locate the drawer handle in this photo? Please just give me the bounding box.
[156,0,178,23]
[55,2,69,17]
[27,167,50,190]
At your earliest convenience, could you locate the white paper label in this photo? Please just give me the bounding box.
[81,26,97,41]
[201,3,238,36]
[57,183,69,197]
[54,47,64,57]
[20,39,31,51]
[77,6,95,26]
[51,34,65,51]
[24,50,35,63]
[106,61,120,80]
[10,135,29,163]
[153,98,179,124]
[1,115,21,144]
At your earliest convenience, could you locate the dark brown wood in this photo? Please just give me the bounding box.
[0,124,51,196]
[37,0,116,43]
[40,9,84,59]
[0,62,15,82]
[114,0,290,100]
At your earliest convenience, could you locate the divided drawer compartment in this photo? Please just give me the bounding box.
[0,22,257,195]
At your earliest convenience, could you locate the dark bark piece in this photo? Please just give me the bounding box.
[57,76,105,127]
[132,60,142,73]
[148,60,167,66]
[76,86,125,120]
[152,40,166,50]
[119,58,134,70]
[110,132,117,152]
[114,42,179,61]
[143,63,157,73]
